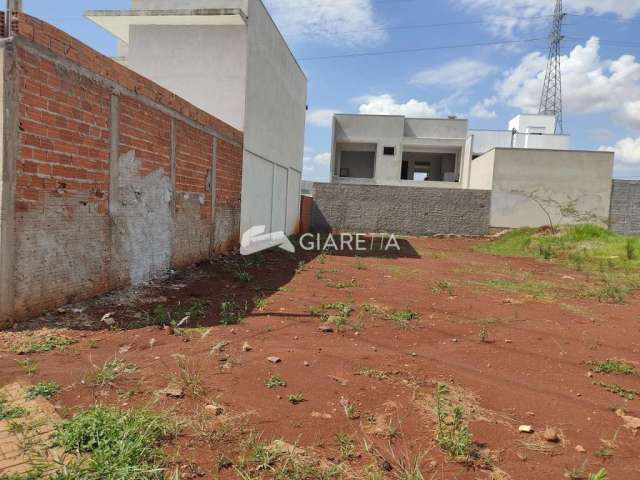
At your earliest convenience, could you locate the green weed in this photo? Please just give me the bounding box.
[589,359,636,375]
[220,301,248,325]
[433,383,475,459]
[25,382,59,400]
[265,375,286,389]
[593,381,637,400]
[385,309,419,328]
[52,406,180,480]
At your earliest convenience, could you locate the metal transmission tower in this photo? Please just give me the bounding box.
[538,0,565,134]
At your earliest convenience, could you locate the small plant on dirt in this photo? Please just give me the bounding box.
[433,383,475,459]
[25,382,59,400]
[265,374,287,389]
[335,433,354,460]
[16,358,39,376]
[565,461,588,480]
[588,468,608,480]
[220,300,248,325]
[594,276,629,304]
[13,335,76,354]
[287,393,304,405]
[432,280,454,295]
[85,358,137,387]
[327,278,359,289]
[355,259,368,270]
[594,446,612,459]
[342,401,358,420]
[246,434,281,471]
[539,243,554,260]
[356,368,388,380]
[173,357,206,398]
[296,261,307,273]
[589,359,636,375]
[361,303,382,315]
[593,381,637,400]
[254,295,269,311]
[385,309,419,328]
[479,323,490,343]
[52,406,181,480]
[0,396,28,421]
[235,270,253,283]
[217,454,233,471]
[625,238,638,261]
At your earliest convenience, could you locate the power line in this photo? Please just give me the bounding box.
[298,38,545,61]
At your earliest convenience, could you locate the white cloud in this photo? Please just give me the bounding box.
[265,0,384,46]
[601,137,640,165]
[357,94,440,117]
[307,109,340,128]
[411,58,498,90]
[452,0,640,37]
[496,37,640,129]
[622,101,640,129]
[303,150,331,181]
[470,97,497,118]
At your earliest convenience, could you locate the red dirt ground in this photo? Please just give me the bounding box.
[1,236,639,479]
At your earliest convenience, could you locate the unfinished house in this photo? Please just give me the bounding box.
[0,11,245,326]
[86,0,308,238]
[317,113,614,234]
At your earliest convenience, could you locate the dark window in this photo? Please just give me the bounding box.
[383,146,395,156]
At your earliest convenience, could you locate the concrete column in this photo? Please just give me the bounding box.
[170,118,176,218]
[0,44,17,327]
[209,137,218,255]
[108,94,120,212]
[6,0,22,36]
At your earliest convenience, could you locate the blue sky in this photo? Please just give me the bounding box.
[22,0,640,181]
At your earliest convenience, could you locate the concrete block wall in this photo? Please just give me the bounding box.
[610,180,640,235]
[0,13,243,325]
[311,183,491,236]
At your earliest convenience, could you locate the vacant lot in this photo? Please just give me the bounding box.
[1,228,639,479]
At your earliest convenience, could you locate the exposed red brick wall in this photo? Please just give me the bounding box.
[173,121,214,267]
[2,13,244,323]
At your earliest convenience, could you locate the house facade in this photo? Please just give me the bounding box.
[330,113,571,188]
[87,0,308,238]
[326,113,614,230]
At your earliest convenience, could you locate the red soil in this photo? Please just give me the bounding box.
[1,237,639,479]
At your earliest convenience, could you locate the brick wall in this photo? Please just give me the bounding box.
[0,13,243,325]
[610,180,640,235]
[311,183,491,236]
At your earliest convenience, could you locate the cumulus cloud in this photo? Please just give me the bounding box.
[451,0,640,37]
[411,58,498,90]
[265,0,385,46]
[495,37,640,129]
[470,97,497,118]
[601,137,640,165]
[303,150,331,181]
[622,101,640,129]
[306,109,340,128]
[357,94,440,117]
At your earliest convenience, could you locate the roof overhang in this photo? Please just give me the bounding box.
[84,8,248,43]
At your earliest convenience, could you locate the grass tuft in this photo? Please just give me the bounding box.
[53,406,180,480]
[25,382,60,400]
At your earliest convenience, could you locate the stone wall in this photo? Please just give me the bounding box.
[610,180,640,235]
[0,13,243,325]
[311,183,491,236]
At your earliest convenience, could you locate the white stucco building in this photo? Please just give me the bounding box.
[86,0,307,237]
[329,113,614,229]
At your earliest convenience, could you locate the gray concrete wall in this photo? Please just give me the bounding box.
[488,148,614,229]
[127,24,248,131]
[610,180,640,235]
[241,0,307,236]
[311,183,490,236]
